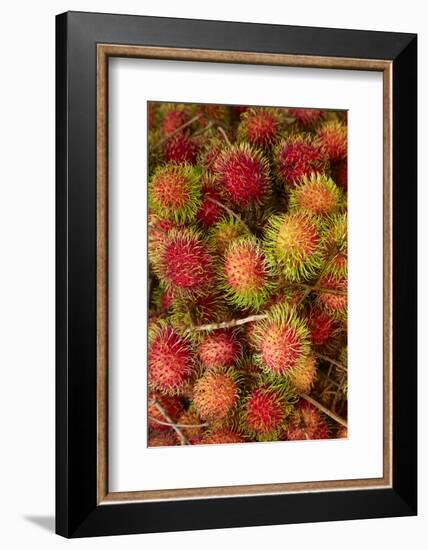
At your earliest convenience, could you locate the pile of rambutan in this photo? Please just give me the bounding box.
[147,102,348,447]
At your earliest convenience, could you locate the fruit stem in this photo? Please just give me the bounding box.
[188,313,268,332]
[149,399,189,445]
[298,393,347,428]
[217,125,233,147]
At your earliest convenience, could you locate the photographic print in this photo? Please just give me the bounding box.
[147,102,348,447]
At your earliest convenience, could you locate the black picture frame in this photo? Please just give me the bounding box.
[56,11,417,538]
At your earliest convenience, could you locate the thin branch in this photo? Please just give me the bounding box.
[315,352,347,372]
[148,416,209,429]
[149,399,189,445]
[188,313,267,333]
[217,125,232,147]
[154,114,202,149]
[206,197,251,234]
[298,393,348,428]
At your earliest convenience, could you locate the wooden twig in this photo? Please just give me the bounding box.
[188,313,267,333]
[315,352,347,372]
[217,125,232,147]
[148,416,209,429]
[206,197,251,234]
[149,399,189,445]
[153,114,202,149]
[298,393,347,428]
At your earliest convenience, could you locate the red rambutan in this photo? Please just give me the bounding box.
[316,121,347,163]
[242,386,289,441]
[193,369,239,422]
[148,430,178,447]
[148,392,183,431]
[275,134,328,188]
[164,134,198,164]
[332,158,348,190]
[155,228,214,296]
[283,400,329,441]
[308,308,337,347]
[316,275,347,320]
[148,324,195,394]
[214,144,271,209]
[198,330,241,369]
[288,107,323,127]
[201,429,246,445]
[237,108,281,148]
[196,176,224,228]
[162,108,189,136]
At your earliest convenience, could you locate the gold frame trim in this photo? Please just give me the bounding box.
[96,44,393,505]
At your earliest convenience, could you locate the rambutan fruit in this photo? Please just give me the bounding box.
[288,107,323,128]
[308,307,338,347]
[155,228,214,296]
[193,369,240,422]
[288,173,344,217]
[196,175,224,228]
[196,103,231,128]
[321,213,348,280]
[164,134,198,165]
[275,134,328,188]
[283,400,329,441]
[316,275,347,320]
[316,121,347,163]
[214,143,271,209]
[201,429,246,445]
[197,138,225,174]
[208,216,247,256]
[264,211,324,281]
[148,392,183,431]
[176,409,205,440]
[221,237,272,310]
[148,214,180,269]
[198,330,241,369]
[332,158,348,190]
[148,163,201,223]
[242,385,291,441]
[170,290,226,328]
[288,355,317,394]
[148,430,178,447]
[148,323,195,394]
[237,108,281,148]
[161,107,189,136]
[253,303,310,377]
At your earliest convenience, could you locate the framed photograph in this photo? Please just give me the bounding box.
[56,11,417,538]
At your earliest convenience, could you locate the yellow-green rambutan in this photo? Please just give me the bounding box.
[321,213,348,280]
[237,107,282,149]
[154,227,214,297]
[148,323,195,394]
[148,163,201,223]
[198,330,242,369]
[253,303,311,377]
[288,173,344,217]
[221,237,272,310]
[264,211,324,281]
[214,143,271,209]
[193,369,240,422]
[208,216,247,256]
[287,355,317,394]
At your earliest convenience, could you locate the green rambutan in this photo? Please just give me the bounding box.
[148,163,201,223]
[316,121,347,163]
[275,134,328,188]
[264,211,324,281]
[237,108,281,148]
[148,392,183,431]
[316,275,347,320]
[155,227,214,296]
[201,429,246,445]
[198,330,241,369]
[193,369,240,422]
[288,107,323,128]
[148,324,195,394]
[208,216,247,256]
[148,430,178,447]
[288,173,344,217]
[242,385,291,441]
[321,213,348,280]
[288,355,317,394]
[283,400,329,441]
[253,303,310,377]
[214,143,271,209]
[221,237,272,310]
[164,134,198,164]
